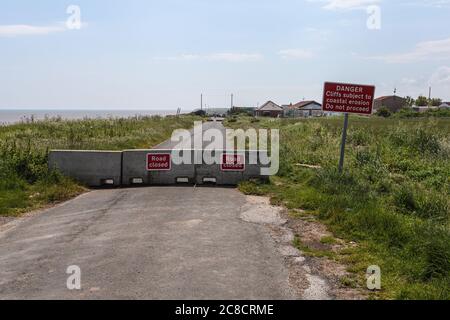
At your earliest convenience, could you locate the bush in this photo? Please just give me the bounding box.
[376,107,392,118]
[416,225,450,280]
[411,128,441,155]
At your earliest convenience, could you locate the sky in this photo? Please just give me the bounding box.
[0,0,449,110]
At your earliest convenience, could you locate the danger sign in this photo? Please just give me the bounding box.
[221,153,245,171]
[323,82,375,115]
[147,153,171,171]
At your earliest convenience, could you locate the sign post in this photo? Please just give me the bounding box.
[338,113,349,173]
[322,82,376,172]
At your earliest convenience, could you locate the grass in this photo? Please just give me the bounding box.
[0,115,199,217]
[229,115,450,300]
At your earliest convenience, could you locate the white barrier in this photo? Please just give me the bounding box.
[48,150,122,187]
[49,149,270,187]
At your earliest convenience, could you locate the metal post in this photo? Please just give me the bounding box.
[338,113,349,173]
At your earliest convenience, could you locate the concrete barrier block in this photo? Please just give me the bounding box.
[122,149,196,186]
[49,148,271,187]
[196,150,268,185]
[48,150,122,187]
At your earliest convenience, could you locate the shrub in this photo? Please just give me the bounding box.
[393,184,417,213]
[416,224,450,280]
[411,128,441,155]
[376,107,392,118]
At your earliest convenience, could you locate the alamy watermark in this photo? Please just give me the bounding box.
[66,265,81,290]
[366,265,381,290]
[367,5,381,30]
[169,121,279,176]
[66,5,82,30]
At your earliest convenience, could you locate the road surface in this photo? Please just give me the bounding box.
[0,121,299,299]
[154,119,228,150]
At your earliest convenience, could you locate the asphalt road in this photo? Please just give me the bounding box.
[0,120,298,300]
[154,119,228,150]
[0,187,295,299]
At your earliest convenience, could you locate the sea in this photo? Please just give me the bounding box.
[0,109,181,125]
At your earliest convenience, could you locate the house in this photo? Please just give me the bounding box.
[284,100,323,118]
[373,95,408,113]
[255,101,284,117]
[439,102,450,109]
[412,106,439,113]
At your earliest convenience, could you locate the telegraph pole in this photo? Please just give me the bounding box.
[429,87,432,108]
[231,94,234,109]
[201,94,203,111]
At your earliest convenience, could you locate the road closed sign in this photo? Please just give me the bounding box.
[221,153,245,171]
[323,82,376,115]
[147,153,171,171]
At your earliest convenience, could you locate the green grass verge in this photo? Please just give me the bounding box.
[232,115,450,300]
[0,115,199,216]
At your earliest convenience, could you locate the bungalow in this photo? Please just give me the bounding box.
[373,95,408,113]
[412,106,439,113]
[439,102,450,109]
[284,100,323,118]
[255,101,284,117]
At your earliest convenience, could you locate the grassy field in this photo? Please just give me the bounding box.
[0,115,198,217]
[227,115,450,300]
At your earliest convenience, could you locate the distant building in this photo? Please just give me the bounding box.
[284,100,323,118]
[373,95,408,113]
[255,101,283,117]
[439,102,450,109]
[412,106,439,113]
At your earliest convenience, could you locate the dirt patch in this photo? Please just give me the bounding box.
[0,216,15,227]
[240,196,286,225]
[240,195,366,300]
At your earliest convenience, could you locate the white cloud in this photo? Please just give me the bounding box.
[368,37,450,63]
[0,22,87,37]
[208,53,263,62]
[404,0,450,8]
[400,77,418,85]
[154,52,263,62]
[429,66,450,85]
[0,24,65,37]
[278,49,314,60]
[379,67,450,99]
[308,0,381,10]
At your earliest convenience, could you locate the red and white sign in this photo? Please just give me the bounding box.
[323,82,376,115]
[147,153,171,171]
[221,153,245,172]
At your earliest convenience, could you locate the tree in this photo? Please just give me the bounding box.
[430,98,442,107]
[192,109,206,116]
[376,107,392,118]
[416,96,428,106]
[405,96,415,107]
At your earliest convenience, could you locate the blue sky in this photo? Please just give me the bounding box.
[0,0,449,110]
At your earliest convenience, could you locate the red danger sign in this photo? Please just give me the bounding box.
[147,153,171,171]
[221,153,245,171]
[323,82,375,115]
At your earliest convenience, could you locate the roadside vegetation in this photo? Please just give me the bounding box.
[376,107,450,119]
[226,115,450,300]
[0,115,198,217]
